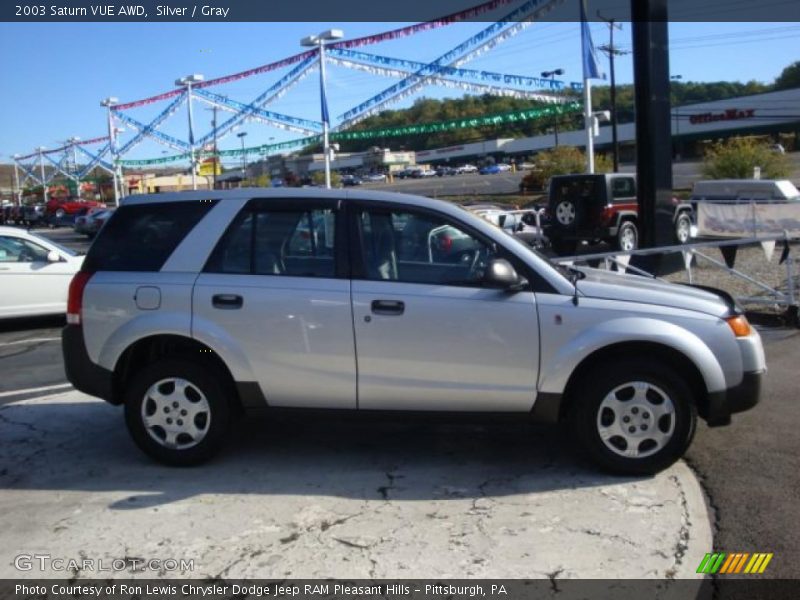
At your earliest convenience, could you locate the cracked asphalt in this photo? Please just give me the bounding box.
[0,393,711,579]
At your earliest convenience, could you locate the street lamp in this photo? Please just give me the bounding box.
[671,75,683,159]
[36,147,48,204]
[301,28,344,189]
[101,96,122,205]
[68,136,82,198]
[541,69,565,147]
[175,74,204,190]
[597,14,630,172]
[237,132,248,184]
[12,154,22,206]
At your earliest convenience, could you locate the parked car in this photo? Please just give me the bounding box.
[457,164,478,174]
[341,174,363,187]
[467,206,543,248]
[362,173,387,183]
[63,189,764,475]
[496,163,513,172]
[544,173,694,255]
[689,179,800,205]
[74,208,114,239]
[0,226,84,318]
[435,166,457,177]
[479,165,502,175]
[46,197,104,219]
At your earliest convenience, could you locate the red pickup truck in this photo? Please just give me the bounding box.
[46,198,105,218]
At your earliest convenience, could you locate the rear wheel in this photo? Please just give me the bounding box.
[568,361,697,475]
[124,358,232,466]
[617,220,638,252]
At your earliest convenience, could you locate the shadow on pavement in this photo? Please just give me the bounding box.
[0,315,65,334]
[0,398,642,509]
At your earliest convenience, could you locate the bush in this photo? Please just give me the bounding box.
[311,171,341,187]
[520,146,611,191]
[702,137,790,180]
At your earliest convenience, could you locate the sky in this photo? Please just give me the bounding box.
[0,18,798,168]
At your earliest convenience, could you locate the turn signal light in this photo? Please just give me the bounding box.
[726,315,752,337]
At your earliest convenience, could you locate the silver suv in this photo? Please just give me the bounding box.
[62,189,766,474]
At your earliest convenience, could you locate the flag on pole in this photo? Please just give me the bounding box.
[580,0,605,81]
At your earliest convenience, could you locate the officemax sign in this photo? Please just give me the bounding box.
[689,108,756,125]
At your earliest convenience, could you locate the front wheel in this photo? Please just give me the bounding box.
[124,358,232,466]
[568,361,697,475]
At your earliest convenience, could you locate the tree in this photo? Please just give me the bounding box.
[773,61,800,91]
[520,146,612,190]
[701,137,790,180]
[311,170,341,188]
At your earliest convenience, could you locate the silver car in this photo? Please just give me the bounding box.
[62,189,765,474]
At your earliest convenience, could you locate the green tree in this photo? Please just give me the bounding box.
[701,137,790,180]
[773,61,800,91]
[521,146,611,190]
[311,170,341,187]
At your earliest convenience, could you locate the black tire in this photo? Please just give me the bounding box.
[616,220,638,252]
[568,360,697,475]
[551,238,578,256]
[124,358,233,466]
[674,212,692,244]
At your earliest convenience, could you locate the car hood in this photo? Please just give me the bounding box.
[575,268,733,318]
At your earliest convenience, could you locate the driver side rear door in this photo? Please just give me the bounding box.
[349,202,540,412]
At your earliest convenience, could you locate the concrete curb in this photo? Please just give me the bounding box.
[0,392,712,579]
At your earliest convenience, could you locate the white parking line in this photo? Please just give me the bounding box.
[0,337,61,347]
[0,382,73,399]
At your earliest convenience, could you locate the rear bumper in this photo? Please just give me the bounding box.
[702,370,764,427]
[62,324,116,404]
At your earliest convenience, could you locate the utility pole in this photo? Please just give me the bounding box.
[598,13,629,173]
[205,105,219,189]
[12,155,22,206]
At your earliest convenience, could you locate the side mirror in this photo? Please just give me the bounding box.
[484,258,527,291]
[47,250,61,263]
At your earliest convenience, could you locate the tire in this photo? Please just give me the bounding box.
[616,220,638,252]
[554,199,576,227]
[124,358,233,466]
[568,360,697,475]
[674,212,692,244]
[551,238,578,256]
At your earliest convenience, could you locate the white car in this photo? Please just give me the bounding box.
[458,164,478,174]
[0,226,84,318]
[496,163,513,172]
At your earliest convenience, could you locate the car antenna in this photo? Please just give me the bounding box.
[572,277,580,306]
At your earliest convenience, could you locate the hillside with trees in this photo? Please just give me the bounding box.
[322,65,792,155]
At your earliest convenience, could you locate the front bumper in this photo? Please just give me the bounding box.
[702,370,764,427]
[62,324,116,404]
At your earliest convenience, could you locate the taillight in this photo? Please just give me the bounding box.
[67,271,93,325]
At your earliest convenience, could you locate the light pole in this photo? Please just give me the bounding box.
[671,75,683,160]
[302,29,344,189]
[205,106,219,189]
[12,154,22,206]
[175,74,204,190]
[100,97,122,205]
[597,14,630,173]
[68,136,81,197]
[237,131,248,184]
[541,69,564,148]
[36,147,48,204]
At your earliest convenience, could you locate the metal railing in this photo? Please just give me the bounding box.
[551,232,798,312]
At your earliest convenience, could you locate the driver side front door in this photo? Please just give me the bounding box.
[350,204,541,412]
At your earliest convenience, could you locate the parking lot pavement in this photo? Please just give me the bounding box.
[0,391,711,580]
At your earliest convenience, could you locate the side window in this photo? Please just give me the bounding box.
[611,177,636,200]
[358,208,496,286]
[0,235,49,263]
[206,207,336,279]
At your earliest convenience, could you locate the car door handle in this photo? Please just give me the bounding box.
[371,299,405,316]
[212,294,243,309]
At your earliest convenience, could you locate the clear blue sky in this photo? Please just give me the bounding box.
[0,20,797,166]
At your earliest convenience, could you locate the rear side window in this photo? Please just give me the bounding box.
[205,207,337,278]
[83,201,216,272]
[611,177,636,200]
